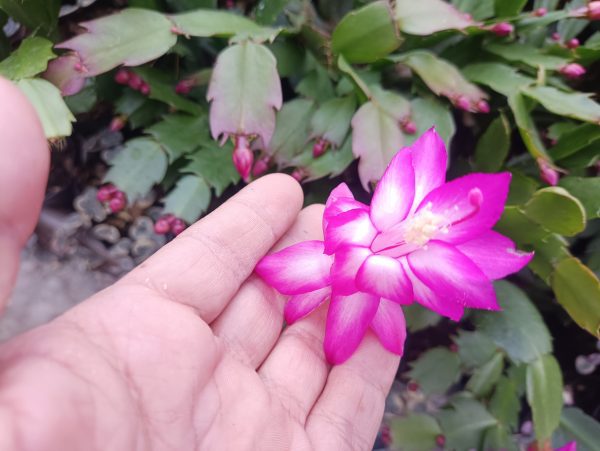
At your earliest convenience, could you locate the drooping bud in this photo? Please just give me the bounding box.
[128,73,143,90]
[475,100,490,113]
[154,218,171,235]
[312,138,329,158]
[108,191,126,213]
[435,435,446,447]
[407,381,419,392]
[490,22,514,37]
[533,7,547,17]
[454,95,471,111]
[140,82,151,96]
[537,158,559,186]
[109,116,126,132]
[551,32,561,41]
[252,156,270,177]
[97,184,117,202]
[401,119,417,134]
[114,69,130,85]
[566,38,580,49]
[175,79,195,95]
[291,168,306,183]
[468,187,484,207]
[171,218,186,235]
[559,63,586,79]
[380,425,392,446]
[449,343,459,353]
[233,135,254,181]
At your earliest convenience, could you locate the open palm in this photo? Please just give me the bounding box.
[0,79,399,451]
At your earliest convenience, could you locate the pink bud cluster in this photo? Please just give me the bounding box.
[559,63,586,79]
[537,158,560,186]
[114,69,151,95]
[488,22,514,37]
[453,96,490,113]
[175,79,196,95]
[154,214,186,236]
[97,184,127,213]
[109,116,127,132]
[233,135,254,181]
[312,138,330,158]
[400,118,417,134]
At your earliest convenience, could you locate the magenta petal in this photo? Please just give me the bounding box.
[418,172,511,244]
[331,245,372,295]
[284,287,331,324]
[370,299,407,356]
[323,183,368,234]
[370,148,415,231]
[324,209,378,254]
[356,255,413,303]
[457,231,534,279]
[556,442,577,451]
[409,128,448,214]
[400,258,464,321]
[324,292,380,364]
[255,240,333,295]
[407,241,499,311]
[325,182,354,207]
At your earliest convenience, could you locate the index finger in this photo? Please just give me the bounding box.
[121,173,303,322]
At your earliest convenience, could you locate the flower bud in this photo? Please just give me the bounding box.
[551,32,561,41]
[291,168,306,182]
[97,184,117,202]
[140,82,151,96]
[566,38,580,49]
[435,435,446,447]
[109,116,126,132]
[108,193,126,213]
[401,119,417,134]
[534,7,547,17]
[454,95,471,111]
[588,1,600,20]
[175,79,194,95]
[490,22,514,37]
[171,218,186,236]
[252,156,270,177]
[233,135,254,181]
[537,158,559,186]
[154,218,171,235]
[128,73,143,90]
[475,100,490,113]
[114,69,130,85]
[559,63,586,79]
[312,138,329,158]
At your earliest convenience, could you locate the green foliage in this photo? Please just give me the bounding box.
[0,37,54,80]
[408,347,461,395]
[390,413,442,451]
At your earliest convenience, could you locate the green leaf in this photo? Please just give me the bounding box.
[0,36,54,80]
[337,55,371,99]
[207,42,282,146]
[551,257,600,338]
[403,303,441,332]
[390,414,442,451]
[145,114,209,162]
[15,78,75,138]
[474,281,552,364]
[549,123,600,160]
[371,85,411,122]
[489,376,521,430]
[496,206,551,244]
[495,0,527,16]
[162,175,211,224]
[474,114,511,172]
[309,96,356,147]
[521,86,600,124]
[183,142,240,196]
[408,347,461,395]
[485,43,568,70]
[506,171,539,205]
[254,0,287,25]
[437,397,498,450]
[64,83,97,115]
[104,138,168,201]
[268,98,315,164]
[483,424,519,451]
[524,187,586,236]
[406,96,455,147]
[0,0,60,36]
[508,93,548,159]
[466,352,504,398]
[453,330,497,369]
[558,177,600,219]
[395,0,473,35]
[332,1,401,64]
[554,407,600,451]
[393,51,487,109]
[529,234,570,284]
[452,0,495,20]
[169,9,275,40]
[463,62,534,97]
[134,67,203,115]
[526,354,563,442]
[57,8,177,76]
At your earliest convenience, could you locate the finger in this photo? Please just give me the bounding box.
[211,204,325,369]
[305,332,400,451]
[0,77,49,310]
[258,204,332,424]
[121,173,303,322]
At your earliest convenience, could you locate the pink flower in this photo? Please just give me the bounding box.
[255,129,533,364]
[559,63,586,79]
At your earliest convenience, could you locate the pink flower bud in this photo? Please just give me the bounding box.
[559,63,586,79]
[435,435,446,447]
[154,218,171,235]
[114,69,130,85]
[588,1,600,20]
[551,32,561,41]
[108,193,126,213]
[171,218,186,236]
[566,38,580,49]
[534,7,547,17]
[252,156,270,177]
[312,138,329,158]
[407,381,419,392]
[401,120,417,134]
[109,116,126,132]
[475,100,490,113]
[175,79,194,95]
[233,135,254,181]
[97,184,117,202]
[537,158,559,186]
[291,168,306,182]
[140,82,151,96]
[128,73,143,90]
[490,22,514,37]
[455,95,471,111]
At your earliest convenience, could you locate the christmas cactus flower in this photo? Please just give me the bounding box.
[256,129,533,365]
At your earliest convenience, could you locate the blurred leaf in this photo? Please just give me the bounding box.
[482,424,519,451]
[268,98,315,164]
[453,330,497,369]
[554,407,600,451]
[408,347,461,395]
[309,96,356,147]
[549,123,600,160]
[145,114,208,162]
[495,0,527,16]
[508,93,548,159]
[452,0,495,20]
[170,8,275,39]
[301,136,355,181]
[371,85,411,120]
[57,8,177,76]
[496,206,551,244]
[254,0,288,25]
[551,257,600,338]
[526,354,563,442]
[437,397,498,450]
[104,138,168,201]
[337,55,371,99]
[506,171,539,205]
[15,78,75,138]
[559,143,600,169]
[489,376,520,430]
[466,352,504,398]
[0,36,54,80]
[332,1,401,64]
[522,86,600,124]
[207,42,282,146]
[165,0,216,11]
[115,90,147,116]
[296,66,336,101]
[463,62,533,97]
[134,67,203,115]
[524,187,586,236]
[64,83,97,114]
[0,0,60,36]
[184,142,240,196]
[403,303,441,332]
[558,177,600,219]
[474,281,552,364]
[395,0,473,35]
[406,96,455,147]
[529,234,570,283]
[474,114,511,172]
[162,175,211,224]
[268,40,305,78]
[390,414,442,451]
[128,100,167,129]
[486,43,568,70]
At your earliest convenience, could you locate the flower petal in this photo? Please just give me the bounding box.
[284,287,331,324]
[400,258,464,321]
[255,240,332,295]
[324,208,378,254]
[356,255,413,303]
[323,183,368,233]
[409,128,448,213]
[418,172,511,244]
[331,245,372,295]
[370,148,415,231]
[324,292,380,364]
[370,299,407,356]
[325,182,354,207]
[407,241,499,311]
[457,231,534,280]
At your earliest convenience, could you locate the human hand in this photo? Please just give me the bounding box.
[0,78,400,451]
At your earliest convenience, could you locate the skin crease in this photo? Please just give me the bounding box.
[0,78,400,451]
